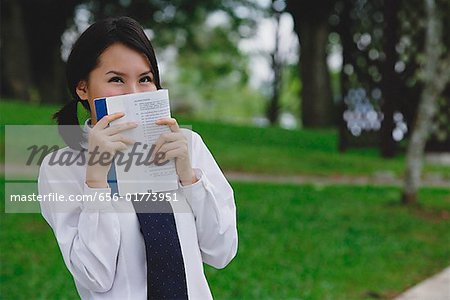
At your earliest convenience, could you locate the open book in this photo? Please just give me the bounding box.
[94,89,179,195]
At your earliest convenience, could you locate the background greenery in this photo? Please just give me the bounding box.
[1,100,449,299]
[2,0,450,298]
[1,100,449,177]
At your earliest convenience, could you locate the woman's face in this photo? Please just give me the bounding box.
[76,42,157,124]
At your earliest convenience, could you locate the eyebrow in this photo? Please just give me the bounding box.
[105,70,153,77]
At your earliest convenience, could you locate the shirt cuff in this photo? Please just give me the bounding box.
[82,181,115,211]
[179,168,209,202]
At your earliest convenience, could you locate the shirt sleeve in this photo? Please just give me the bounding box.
[37,153,121,293]
[179,130,238,269]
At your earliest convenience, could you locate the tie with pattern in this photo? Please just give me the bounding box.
[108,161,188,299]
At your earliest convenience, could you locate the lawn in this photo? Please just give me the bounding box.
[1,99,449,178]
[1,180,449,299]
[1,99,450,299]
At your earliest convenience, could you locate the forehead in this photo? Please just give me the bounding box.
[97,43,151,71]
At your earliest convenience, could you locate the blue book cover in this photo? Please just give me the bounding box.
[94,98,108,122]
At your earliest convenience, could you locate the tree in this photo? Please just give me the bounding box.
[1,0,257,104]
[266,0,283,125]
[1,0,80,103]
[286,0,335,128]
[333,0,435,155]
[379,0,401,157]
[171,24,254,120]
[336,0,353,152]
[0,0,32,101]
[402,0,450,204]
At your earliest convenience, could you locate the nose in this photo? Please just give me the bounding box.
[124,83,152,94]
[124,83,139,94]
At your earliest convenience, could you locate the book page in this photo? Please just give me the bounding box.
[105,90,179,194]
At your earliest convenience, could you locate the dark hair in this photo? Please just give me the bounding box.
[53,16,161,149]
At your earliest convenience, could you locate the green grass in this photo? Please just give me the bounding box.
[1,99,448,178]
[1,99,449,299]
[1,180,449,299]
[205,183,450,299]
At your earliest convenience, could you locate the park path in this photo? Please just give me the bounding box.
[224,152,450,187]
[3,165,450,187]
[224,171,450,188]
[1,164,449,187]
[394,266,450,300]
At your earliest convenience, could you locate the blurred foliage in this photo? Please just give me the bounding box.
[166,24,266,122]
[85,0,261,48]
[429,96,450,148]
[279,65,302,119]
[2,99,449,177]
[1,0,449,144]
[0,0,261,102]
[329,0,450,152]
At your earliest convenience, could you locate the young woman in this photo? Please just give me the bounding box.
[38,16,237,299]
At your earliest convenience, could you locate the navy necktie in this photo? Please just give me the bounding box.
[108,162,188,299]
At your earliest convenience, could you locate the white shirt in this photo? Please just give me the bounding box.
[37,119,238,299]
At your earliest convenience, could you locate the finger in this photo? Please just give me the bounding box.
[157,132,185,145]
[152,133,171,155]
[104,122,138,135]
[162,148,185,161]
[110,134,135,145]
[151,132,185,160]
[156,140,185,156]
[155,117,180,132]
[112,141,129,152]
[95,112,125,130]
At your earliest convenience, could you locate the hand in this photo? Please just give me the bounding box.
[153,117,197,186]
[86,112,137,188]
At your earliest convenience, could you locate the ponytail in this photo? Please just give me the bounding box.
[53,99,84,151]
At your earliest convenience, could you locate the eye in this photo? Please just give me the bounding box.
[140,76,152,83]
[108,76,124,83]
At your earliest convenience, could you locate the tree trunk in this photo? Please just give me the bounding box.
[267,9,282,125]
[298,18,334,127]
[337,0,352,152]
[402,0,450,204]
[0,0,32,101]
[380,0,401,158]
[1,0,79,103]
[20,0,79,103]
[286,1,335,128]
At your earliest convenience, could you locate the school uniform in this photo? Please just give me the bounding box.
[38,119,238,299]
